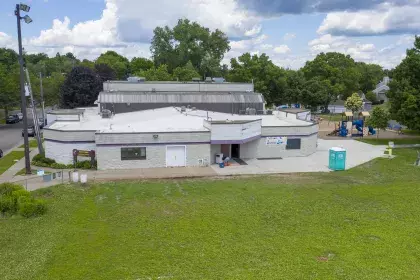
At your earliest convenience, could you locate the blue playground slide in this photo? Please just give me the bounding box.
[353,120,364,133]
[369,126,376,135]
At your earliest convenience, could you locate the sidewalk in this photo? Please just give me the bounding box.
[0,149,39,182]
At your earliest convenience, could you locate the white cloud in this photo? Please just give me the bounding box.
[273,45,291,54]
[283,33,296,41]
[114,0,262,42]
[318,4,420,36]
[0,32,15,49]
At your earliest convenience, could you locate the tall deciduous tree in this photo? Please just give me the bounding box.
[367,107,390,138]
[228,53,288,106]
[60,66,102,108]
[356,62,384,93]
[96,51,129,80]
[95,63,117,83]
[388,36,420,130]
[173,61,200,81]
[150,19,230,75]
[345,93,363,114]
[135,65,173,81]
[302,52,361,103]
[130,57,154,73]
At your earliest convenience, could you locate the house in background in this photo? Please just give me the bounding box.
[373,77,390,102]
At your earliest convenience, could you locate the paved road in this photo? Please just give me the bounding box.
[0,108,46,155]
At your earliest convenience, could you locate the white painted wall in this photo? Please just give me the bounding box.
[256,134,318,159]
[210,144,221,164]
[297,111,311,121]
[211,120,261,141]
[45,141,96,164]
[240,140,259,159]
[46,114,56,125]
[44,129,96,142]
[262,124,318,136]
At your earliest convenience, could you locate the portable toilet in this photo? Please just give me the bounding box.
[329,147,346,171]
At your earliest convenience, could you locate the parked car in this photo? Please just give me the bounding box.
[16,112,23,121]
[6,114,20,124]
[38,118,45,129]
[22,125,36,137]
[0,149,3,158]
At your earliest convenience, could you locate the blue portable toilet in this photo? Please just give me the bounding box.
[329,147,346,171]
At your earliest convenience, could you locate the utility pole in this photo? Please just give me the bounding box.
[39,72,45,126]
[25,69,44,155]
[15,3,32,175]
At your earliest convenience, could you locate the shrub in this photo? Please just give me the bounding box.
[0,183,47,218]
[0,183,23,196]
[18,199,47,218]
[32,154,56,166]
[51,163,70,169]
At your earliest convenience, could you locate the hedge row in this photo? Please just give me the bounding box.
[32,154,97,170]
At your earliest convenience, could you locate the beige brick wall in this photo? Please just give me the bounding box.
[257,134,318,158]
[45,140,96,164]
[97,144,210,170]
[95,131,210,145]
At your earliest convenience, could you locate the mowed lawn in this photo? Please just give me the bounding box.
[1,149,420,279]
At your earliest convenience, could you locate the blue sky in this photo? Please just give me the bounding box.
[0,0,418,69]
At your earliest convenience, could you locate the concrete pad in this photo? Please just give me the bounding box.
[212,139,386,176]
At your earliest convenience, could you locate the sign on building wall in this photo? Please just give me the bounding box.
[266,137,287,146]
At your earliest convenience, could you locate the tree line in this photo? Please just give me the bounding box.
[1,18,418,130]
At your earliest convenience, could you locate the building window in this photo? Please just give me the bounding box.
[121,147,146,160]
[286,139,301,150]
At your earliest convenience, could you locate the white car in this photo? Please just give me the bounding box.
[16,113,23,121]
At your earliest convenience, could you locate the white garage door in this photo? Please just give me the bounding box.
[166,146,186,167]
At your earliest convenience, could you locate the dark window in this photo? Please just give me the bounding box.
[286,139,301,150]
[121,147,146,160]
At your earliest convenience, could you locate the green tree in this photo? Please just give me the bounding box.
[300,78,334,111]
[367,107,390,138]
[388,36,420,130]
[136,65,173,81]
[96,51,129,80]
[173,61,200,81]
[228,53,288,106]
[365,91,377,103]
[95,63,117,83]
[302,52,361,104]
[60,66,102,108]
[150,19,230,75]
[356,62,384,93]
[80,59,95,69]
[130,57,154,73]
[345,93,363,114]
[0,64,20,117]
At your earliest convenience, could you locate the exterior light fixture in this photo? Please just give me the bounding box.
[23,15,32,24]
[19,3,30,12]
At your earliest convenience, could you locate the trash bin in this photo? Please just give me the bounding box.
[329,147,346,171]
[219,162,225,168]
[215,153,223,164]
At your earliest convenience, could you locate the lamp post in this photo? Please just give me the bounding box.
[15,3,32,175]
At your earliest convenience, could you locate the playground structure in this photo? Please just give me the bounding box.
[328,111,376,138]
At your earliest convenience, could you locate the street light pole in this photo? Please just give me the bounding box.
[40,72,45,125]
[15,4,31,175]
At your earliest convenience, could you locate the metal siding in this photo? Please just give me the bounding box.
[104,82,254,92]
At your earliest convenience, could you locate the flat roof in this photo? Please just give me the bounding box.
[279,108,310,114]
[47,109,85,115]
[48,107,313,133]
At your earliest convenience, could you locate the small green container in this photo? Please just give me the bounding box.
[329,147,346,171]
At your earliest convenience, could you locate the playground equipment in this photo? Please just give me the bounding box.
[328,111,376,138]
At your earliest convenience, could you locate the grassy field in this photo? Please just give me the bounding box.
[19,139,43,149]
[359,138,420,145]
[0,151,24,175]
[1,149,420,279]
[319,114,343,122]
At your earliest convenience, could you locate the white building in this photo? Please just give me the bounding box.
[45,107,318,170]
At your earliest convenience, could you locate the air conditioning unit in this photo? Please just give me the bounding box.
[180,106,186,113]
[101,109,112,118]
[205,77,212,83]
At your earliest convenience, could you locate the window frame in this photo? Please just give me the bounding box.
[121,147,147,161]
[286,138,301,150]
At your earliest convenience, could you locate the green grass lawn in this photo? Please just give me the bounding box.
[402,129,420,136]
[0,151,24,175]
[319,114,343,122]
[1,149,420,279]
[358,138,420,145]
[19,139,43,149]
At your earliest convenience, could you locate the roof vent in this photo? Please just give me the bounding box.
[212,77,225,83]
[101,109,112,118]
[266,110,273,115]
[192,107,196,111]
[180,106,186,113]
[152,88,156,92]
[205,77,212,83]
[192,77,201,82]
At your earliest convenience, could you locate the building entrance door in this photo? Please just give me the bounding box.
[231,144,240,158]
